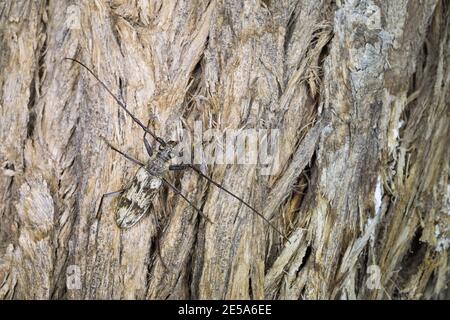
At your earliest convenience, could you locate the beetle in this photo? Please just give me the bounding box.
[66,58,289,242]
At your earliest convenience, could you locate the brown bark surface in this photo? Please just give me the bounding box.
[0,0,448,299]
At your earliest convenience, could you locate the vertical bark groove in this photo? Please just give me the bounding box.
[0,0,448,299]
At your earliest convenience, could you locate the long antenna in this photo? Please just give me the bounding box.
[68,57,290,243]
[65,57,166,146]
[187,164,290,243]
[161,177,212,223]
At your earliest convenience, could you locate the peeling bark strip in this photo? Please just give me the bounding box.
[0,0,448,300]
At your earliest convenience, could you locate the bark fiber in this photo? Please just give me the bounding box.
[0,0,449,299]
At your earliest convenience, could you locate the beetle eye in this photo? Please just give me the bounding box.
[168,140,178,147]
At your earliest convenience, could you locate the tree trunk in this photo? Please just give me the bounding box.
[0,0,448,300]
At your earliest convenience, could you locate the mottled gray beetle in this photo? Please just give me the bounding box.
[66,58,288,242]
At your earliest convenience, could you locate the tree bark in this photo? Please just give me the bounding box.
[0,0,448,300]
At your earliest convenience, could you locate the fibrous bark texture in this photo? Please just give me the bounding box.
[0,0,448,299]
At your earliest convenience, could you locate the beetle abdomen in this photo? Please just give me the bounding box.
[115,167,162,228]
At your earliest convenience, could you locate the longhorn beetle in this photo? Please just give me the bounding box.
[65,58,289,242]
